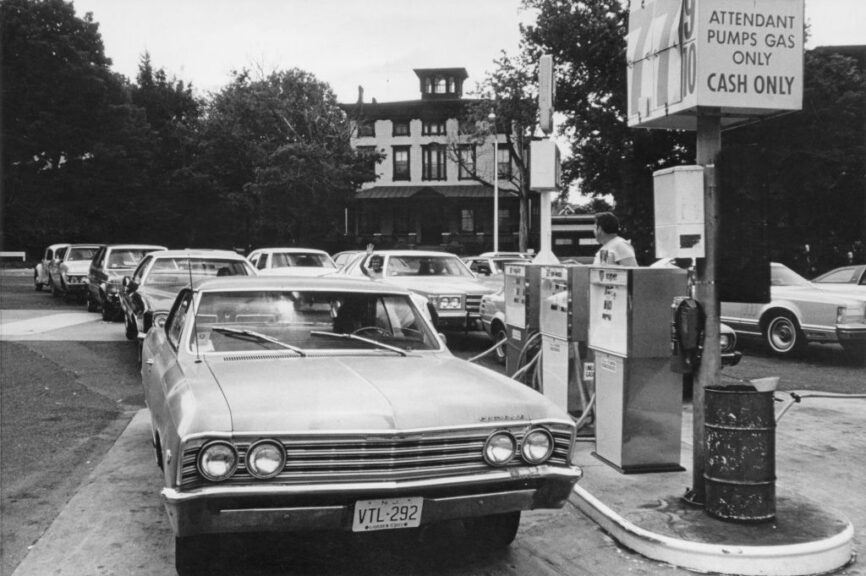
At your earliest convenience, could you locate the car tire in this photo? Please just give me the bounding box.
[466,511,521,549]
[763,311,804,357]
[492,322,507,365]
[34,272,42,291]
[175,535,213,576]
[125,314,138,341]
[87,293,99,313]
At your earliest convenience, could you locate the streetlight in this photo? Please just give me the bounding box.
[488,111,499,253]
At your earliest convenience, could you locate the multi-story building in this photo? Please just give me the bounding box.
[341,67,522,254]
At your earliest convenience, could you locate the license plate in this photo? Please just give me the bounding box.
[352,497,423,532]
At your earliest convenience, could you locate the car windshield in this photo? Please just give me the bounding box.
[188,290,438,353]
[271,252,334,268]
[144,258,250,290]
[107,249,156,269]
[772,264,812,287]
[66,247,97,261]
[386,255,473,278]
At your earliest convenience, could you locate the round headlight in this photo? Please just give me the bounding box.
[483,432,516,466]
[521,428,554,464]
[197,441,238,481]
[246,440,285,479]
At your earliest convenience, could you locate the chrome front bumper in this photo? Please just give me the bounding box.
[162,466,582,537]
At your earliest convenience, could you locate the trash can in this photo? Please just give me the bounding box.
[704,384,776,522]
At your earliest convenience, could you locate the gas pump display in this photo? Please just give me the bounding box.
[588,266,688,473]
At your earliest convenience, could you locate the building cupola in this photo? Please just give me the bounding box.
[413,67,469,100]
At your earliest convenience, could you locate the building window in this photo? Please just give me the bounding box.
[461,209,475,233]
[422,145,446,181]
[499,209,514,232]
[422,120,446,136]
[392,120,410,137]
[357,120,375,137]
[425,78,433,94]
[447,78,455,93]
[392,146,410,181]
[497,144,511,179]
[435,77,447,94]
[357,146,377,178]
[458,145,475,180]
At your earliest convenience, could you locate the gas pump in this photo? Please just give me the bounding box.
[538,265,592,415]
[503,263,544,378]
[588,266,689,473]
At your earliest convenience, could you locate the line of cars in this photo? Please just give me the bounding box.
[31,243,582,575]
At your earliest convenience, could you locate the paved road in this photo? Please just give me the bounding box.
[1,268,862,576]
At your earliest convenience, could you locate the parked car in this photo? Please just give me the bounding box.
[463,252,535,291]
[811,265,866,293]
[247,247,337,277]
[140,276,582,574]
[47,244,100,300]
[337,250,497,331]
[722,262,866,359]
[33,243,69,291]
[480,288,741,366]
[120,249,256,341]
[86,244,167,320]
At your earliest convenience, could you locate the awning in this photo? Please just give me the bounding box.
[355,185,519,200]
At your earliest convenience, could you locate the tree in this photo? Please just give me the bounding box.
[518,0,694,261]
[192,69,378,249]
[1,0,154,253]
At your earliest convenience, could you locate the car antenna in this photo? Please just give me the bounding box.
[188,254,202,363]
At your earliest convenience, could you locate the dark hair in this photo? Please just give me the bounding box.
[594,212,620,234]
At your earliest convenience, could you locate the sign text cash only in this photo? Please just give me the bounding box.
[627,0,803,130]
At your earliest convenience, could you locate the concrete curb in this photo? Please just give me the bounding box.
[572,484,856,576]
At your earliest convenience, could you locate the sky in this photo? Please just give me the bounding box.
[71,0,866,104]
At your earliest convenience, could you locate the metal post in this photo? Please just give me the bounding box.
[687,109,722,505]
[493,136,499,253]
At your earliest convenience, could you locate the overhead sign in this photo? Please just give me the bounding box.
[627,0,804,130]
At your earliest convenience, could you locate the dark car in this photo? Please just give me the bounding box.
[120,249,256,342]
[86,244,167,320]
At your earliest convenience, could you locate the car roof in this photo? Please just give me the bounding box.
[368,250,462,258]
[196,275,414,295]
[66,243,101,249]
[103,244,168,251]
[151,249,246,259]
[251,247,330,254]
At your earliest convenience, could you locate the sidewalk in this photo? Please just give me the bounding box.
[569,395,862,575]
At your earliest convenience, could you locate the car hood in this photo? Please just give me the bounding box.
[202,354,562,432]
[258,267,336,277]
[382,276,495,296]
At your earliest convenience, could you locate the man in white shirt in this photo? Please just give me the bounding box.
[592,212,638,266]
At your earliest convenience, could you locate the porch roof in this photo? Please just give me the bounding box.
[355,185,519,200]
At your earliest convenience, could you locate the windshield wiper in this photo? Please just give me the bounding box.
[309,330,408,356]
[211,326,306,356]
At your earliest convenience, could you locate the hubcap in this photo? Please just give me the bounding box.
[769,318,795,351]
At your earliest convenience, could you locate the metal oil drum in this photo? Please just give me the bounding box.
[704,385,776,522]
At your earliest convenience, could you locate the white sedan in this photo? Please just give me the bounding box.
[247,247,337,277]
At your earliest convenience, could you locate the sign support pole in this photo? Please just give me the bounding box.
[688,108,722,505]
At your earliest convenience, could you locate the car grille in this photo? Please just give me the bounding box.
[465,295,482,315]
[179,422,574,490]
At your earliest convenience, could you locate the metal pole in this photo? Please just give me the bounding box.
[493,137,499,252]
[688,109,722,505]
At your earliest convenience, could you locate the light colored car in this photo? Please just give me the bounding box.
[337,250,497,331]
[464,253,534,291]
[811,265,866,293]
[120,249,256,341]
[721,262,866,359]
[86,244,167,320]
[248,247,337,277]
[33,243,69,291]
[47,244,100,300]
[141,276,581,574]
[480,288,740,366]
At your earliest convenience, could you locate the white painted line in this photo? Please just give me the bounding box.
[572,484,855,576]
[0,313,97,337]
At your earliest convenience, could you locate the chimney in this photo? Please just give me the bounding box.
[357,85,364,104]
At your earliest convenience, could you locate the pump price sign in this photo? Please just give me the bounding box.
[588,268,629,357]
[626,0,803,130]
